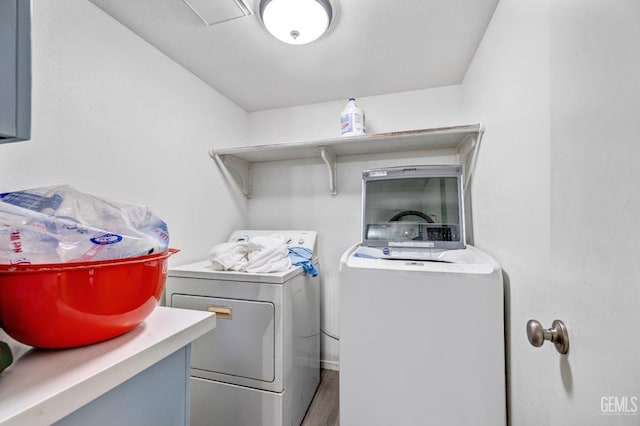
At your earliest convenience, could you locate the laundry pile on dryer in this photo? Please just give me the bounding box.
[208,234,291,273]
[208,233,318,276]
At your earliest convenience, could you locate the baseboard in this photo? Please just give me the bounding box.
[321,360,340,371]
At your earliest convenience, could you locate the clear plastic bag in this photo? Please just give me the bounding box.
[0,185,169,264]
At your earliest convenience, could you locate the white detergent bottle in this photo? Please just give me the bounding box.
[340,98,366,137]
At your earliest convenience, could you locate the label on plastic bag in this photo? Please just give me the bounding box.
[90,233,123,245]
[0,192,63,213]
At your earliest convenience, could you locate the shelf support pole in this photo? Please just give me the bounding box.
[319,146,337,196]
[456,126,484,246]
[459,128,484,193]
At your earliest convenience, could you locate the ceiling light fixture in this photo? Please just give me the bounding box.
[259,0,333,45]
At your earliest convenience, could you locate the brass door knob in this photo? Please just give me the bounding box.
[526,319,569,355]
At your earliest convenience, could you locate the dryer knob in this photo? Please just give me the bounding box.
[298,238,305,245]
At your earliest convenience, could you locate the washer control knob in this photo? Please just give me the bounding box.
[298,238,305,245]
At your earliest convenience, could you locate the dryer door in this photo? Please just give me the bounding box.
[171,294,275,383]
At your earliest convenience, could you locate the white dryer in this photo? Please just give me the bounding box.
[339,244,506,426]
[165,230,320,426]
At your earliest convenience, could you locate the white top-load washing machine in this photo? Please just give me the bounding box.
[339,165,506,426]
[165,230,320,426]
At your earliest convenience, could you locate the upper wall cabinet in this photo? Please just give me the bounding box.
[0,0,31,144]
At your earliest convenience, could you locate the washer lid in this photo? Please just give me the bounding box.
[168,259,303,283]
[341,244,500,275]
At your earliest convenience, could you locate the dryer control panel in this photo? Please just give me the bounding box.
[228,230,317,253]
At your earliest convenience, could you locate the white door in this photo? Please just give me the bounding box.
[545,1,640,424]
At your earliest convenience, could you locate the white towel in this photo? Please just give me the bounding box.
[208,235,291,273]
[245,235,291,273]
[208,241,248,271]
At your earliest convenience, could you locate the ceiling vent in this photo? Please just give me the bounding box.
[182,0,253,26]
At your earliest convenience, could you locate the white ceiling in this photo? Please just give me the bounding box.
[87,0,499,112]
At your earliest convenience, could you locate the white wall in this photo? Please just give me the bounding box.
[248,85,466,144]
[461,0,552,424]
[247,86,467,368]
[0,0,249,264]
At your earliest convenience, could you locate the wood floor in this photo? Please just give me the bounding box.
[301,369,340,426]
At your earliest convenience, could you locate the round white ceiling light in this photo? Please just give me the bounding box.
[259,0,333,45]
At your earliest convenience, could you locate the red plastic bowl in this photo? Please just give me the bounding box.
[0,248,178,349]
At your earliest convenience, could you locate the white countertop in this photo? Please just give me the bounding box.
[0,306,215,426]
